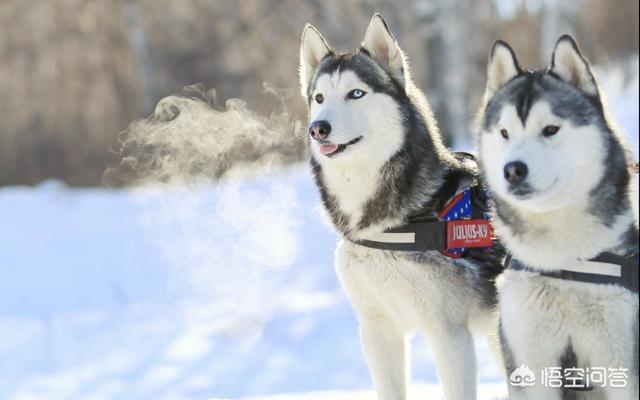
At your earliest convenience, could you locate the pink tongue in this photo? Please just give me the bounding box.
[320,144,339,155]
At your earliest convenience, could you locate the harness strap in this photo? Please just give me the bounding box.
[506,252,640,294]
[355,221,447,252]
[354,219,495,253]
[351,152,497,257]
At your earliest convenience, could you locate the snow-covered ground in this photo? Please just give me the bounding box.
[238,383,509,400]
[0,172,505,400]
[0,60,637,400]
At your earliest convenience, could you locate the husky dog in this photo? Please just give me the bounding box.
[477,35,639,399]
[299,14,504,400]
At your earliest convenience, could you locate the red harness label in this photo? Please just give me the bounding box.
[446,219,493,249]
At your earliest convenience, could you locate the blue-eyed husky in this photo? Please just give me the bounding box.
[299,14,504,400]
[477,35,639,399]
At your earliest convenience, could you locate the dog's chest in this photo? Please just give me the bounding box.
[497,208,632,269]
[499,271,638,348]
[322,163,381,229]
[336,240,472,329]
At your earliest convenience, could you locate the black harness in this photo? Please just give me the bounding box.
[506,253,640,294]
[348,152,639,294]
[350,152,507,270]
[353,184,495,252]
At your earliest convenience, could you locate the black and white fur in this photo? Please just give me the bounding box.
[300,14,503,400]
[477,35,639,399]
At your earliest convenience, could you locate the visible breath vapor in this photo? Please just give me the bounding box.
[102,84,313,333]
[105,83,306,187]
[136,177,304,328]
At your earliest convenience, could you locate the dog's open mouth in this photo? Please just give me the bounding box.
[319,136,363,157]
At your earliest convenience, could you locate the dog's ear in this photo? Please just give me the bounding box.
[550,35,598,96]
[299,24,332,98]
[362,13,407,85]
[486,40,521,96]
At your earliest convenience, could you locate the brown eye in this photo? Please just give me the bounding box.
[542,125,560,137]
[315,93,324,104]
[500,129,509,139]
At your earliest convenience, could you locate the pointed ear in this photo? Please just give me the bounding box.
[486,40,521,96]
[550,35,598,96]
[362,14,407,84]
[299,24,332,97]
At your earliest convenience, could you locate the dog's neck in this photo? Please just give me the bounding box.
[494,186,639,270]
[311,133,456,240]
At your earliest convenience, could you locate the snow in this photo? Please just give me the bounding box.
[0,169,504,400]
[0,62,637,400]
[237,383,508,400]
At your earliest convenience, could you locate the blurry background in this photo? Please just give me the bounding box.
[1,0,637,186]
[0,1,638,399]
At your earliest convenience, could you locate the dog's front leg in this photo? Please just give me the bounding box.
[360,318,408,400]
[429,325,477,400]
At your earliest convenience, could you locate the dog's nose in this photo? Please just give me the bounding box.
[504,161,528,183]
[309,120,331,140]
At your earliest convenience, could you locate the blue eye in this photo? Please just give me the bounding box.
[347,89,366,99]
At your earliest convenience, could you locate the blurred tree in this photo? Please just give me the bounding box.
[414,0,477,144]
[0,0,146,186]
[541,0,578,59]
[0,0,637,186]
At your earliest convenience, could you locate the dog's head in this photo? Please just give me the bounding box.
[299,14,410,164]
[478,35,610,212]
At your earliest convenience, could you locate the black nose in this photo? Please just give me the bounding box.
[309,120,331,140]
[504,161,528,183]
